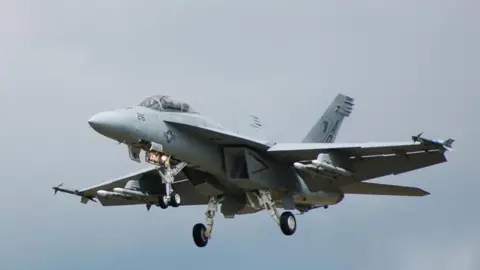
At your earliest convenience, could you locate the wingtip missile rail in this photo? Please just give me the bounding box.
[412,132,455,151]
[52,183,97,203]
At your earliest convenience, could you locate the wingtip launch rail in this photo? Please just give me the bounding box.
[52,182,97,203]
[411,132,455,151]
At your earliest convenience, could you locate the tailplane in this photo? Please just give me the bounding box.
[302,94,354,143]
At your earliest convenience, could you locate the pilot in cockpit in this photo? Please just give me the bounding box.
[138,95,196,113]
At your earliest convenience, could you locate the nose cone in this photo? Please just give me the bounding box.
[88,110,132,141]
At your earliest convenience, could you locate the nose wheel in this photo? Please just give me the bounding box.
[155,158,186,209]
[169,192,181,207]
[157,191,181,209]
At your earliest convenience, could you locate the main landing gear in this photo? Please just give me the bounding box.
[257,189,297,236]
[192,189,297,248]
[154,155,187,209]
[192,196,220,247]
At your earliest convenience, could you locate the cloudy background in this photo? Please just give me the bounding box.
[0,1,478,269]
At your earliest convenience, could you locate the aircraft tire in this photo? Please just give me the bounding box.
[158,196,168,209]
[169,192,181,207]
[279,211,296,236]
[192,223,208,248]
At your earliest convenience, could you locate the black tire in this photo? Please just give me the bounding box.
[169,192,181,208]
[279,211,296,236]
[158,196,168,209]
[192,223,208,248]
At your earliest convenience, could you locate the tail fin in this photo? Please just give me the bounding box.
[302,94,354,143]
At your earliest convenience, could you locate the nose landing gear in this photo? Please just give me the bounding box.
[148,153,186,209]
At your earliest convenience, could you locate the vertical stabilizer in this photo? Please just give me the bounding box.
[302,94,354,143]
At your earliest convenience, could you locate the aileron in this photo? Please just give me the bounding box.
[352,150,447,181]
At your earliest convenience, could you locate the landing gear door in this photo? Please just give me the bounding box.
[128,145,141,163]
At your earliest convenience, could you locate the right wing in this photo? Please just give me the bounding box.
[53,166,209,207]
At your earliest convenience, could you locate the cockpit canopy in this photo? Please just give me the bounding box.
[138,95,197,113]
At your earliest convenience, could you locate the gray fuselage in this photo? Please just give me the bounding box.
[88,105,344,210]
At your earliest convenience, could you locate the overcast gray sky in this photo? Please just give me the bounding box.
[0,1,478,269]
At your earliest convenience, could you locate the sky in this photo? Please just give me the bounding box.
[0,0,478,269]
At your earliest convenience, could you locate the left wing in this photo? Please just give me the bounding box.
[53,166,209,207]
[270,134,454,191]
[268,135,454,162]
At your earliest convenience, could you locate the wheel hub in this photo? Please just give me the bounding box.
[201,229,208,241]
[174,193,181,204]
[287,216,296,229]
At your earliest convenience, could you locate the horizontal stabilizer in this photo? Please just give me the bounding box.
[340,182,429,197]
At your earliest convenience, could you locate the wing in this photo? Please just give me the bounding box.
[268,137,454,161]
[340,182,429,196]
[56,166,209,207]
[270,134,454,191]
[164,120,272,150]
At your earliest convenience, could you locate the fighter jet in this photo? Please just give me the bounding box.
[52,94,454,248]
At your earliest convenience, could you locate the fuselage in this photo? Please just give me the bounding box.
[88,105,250,196]
[87,100,344,209]
[89,106,224,171]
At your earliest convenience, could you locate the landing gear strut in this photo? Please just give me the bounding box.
[192,190,297,248]
[154,155,186,209]
[192,196,220,247]
[256,189,297,236]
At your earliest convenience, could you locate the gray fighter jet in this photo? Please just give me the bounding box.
[52,94,454,247]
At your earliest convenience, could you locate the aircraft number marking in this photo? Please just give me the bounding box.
[137,113,145,121]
